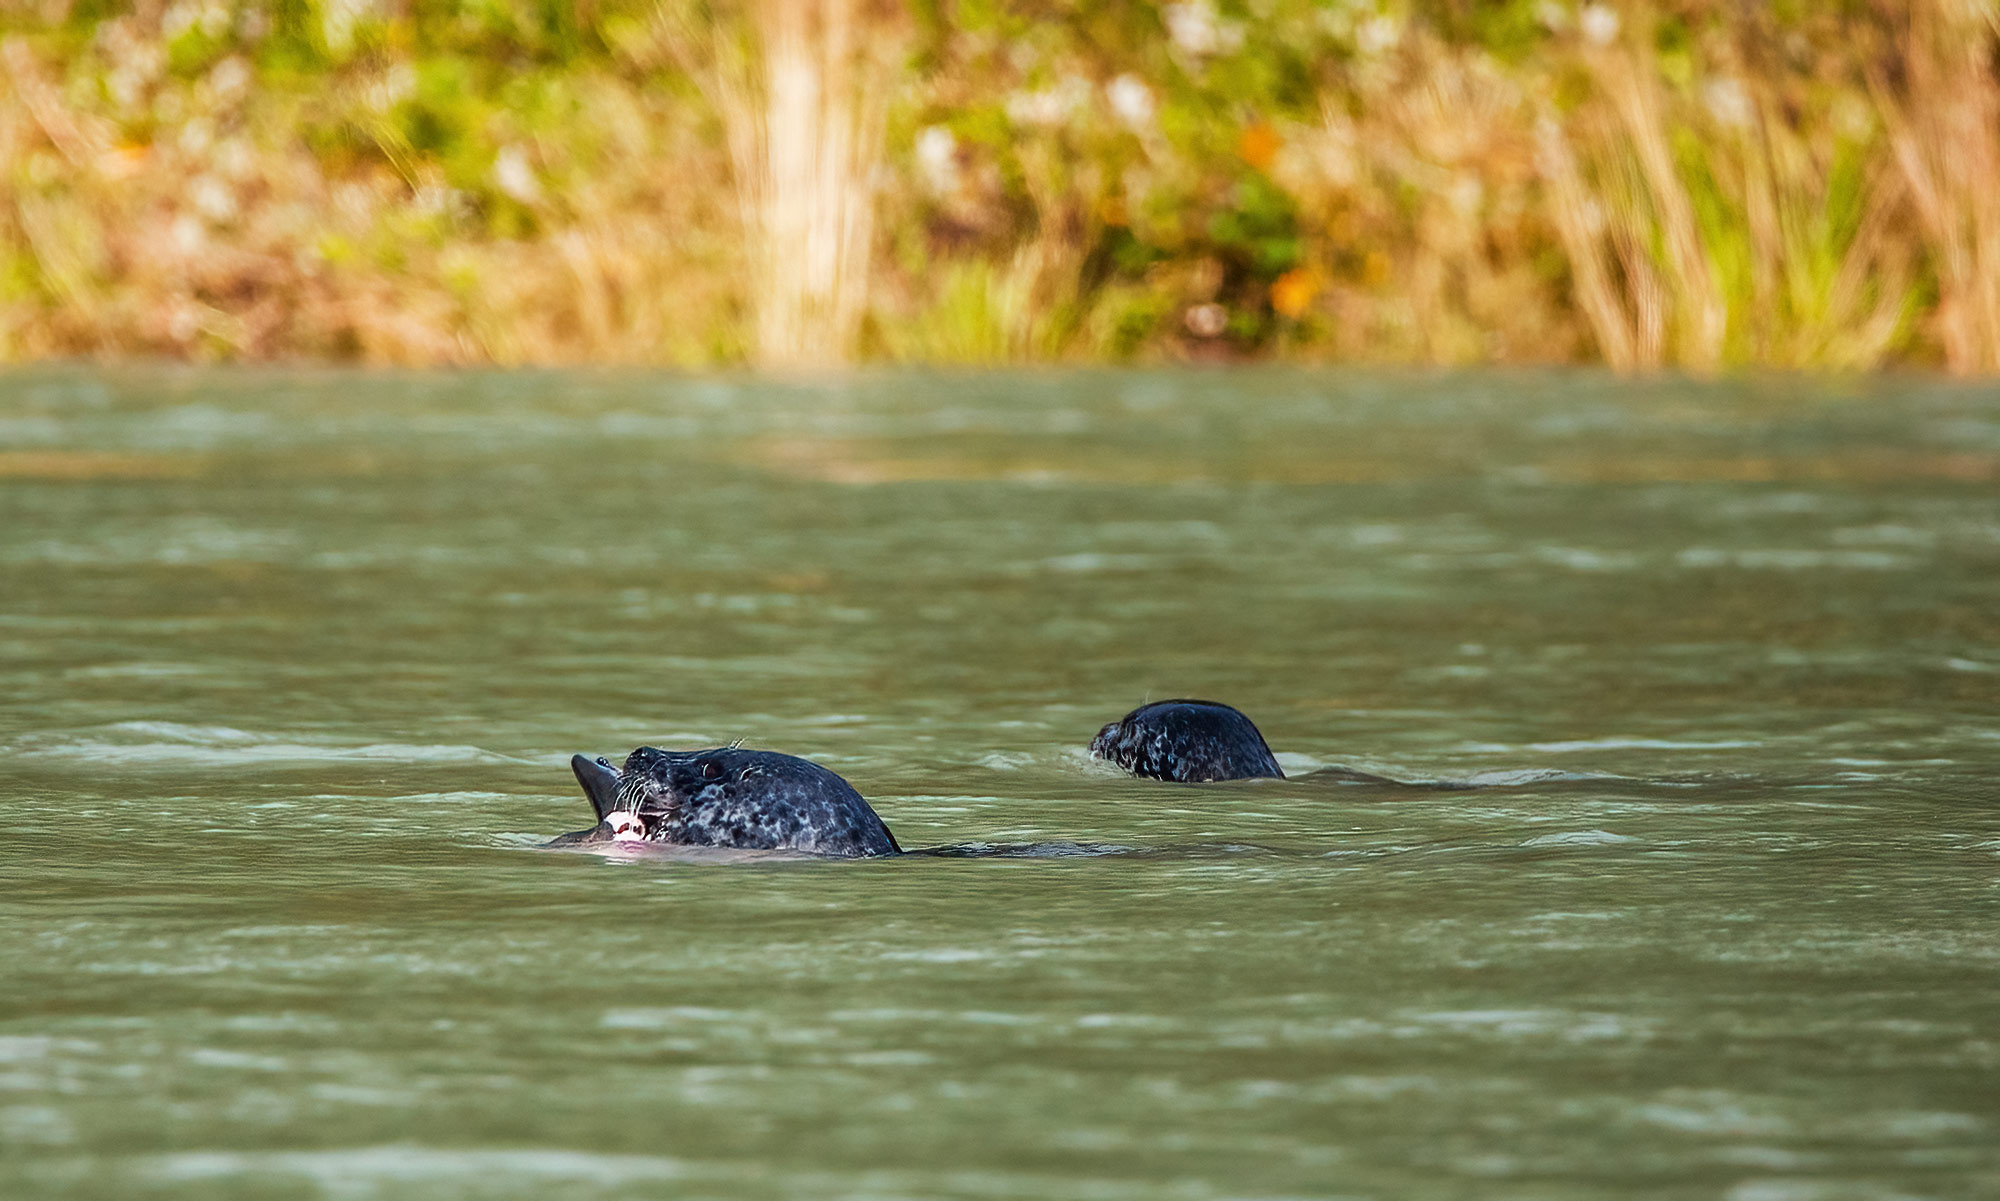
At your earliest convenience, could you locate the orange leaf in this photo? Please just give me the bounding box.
[1237,122,1280,172]
[1269,268,1319,318]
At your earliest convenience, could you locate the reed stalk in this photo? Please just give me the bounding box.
[1870,0,2000,373]
[1580,17,1726,371]
[1535,116,1639,371]
[667,0,901,367]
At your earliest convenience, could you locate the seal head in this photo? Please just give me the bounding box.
[550,746,900,858]
[1089,699,1285,783]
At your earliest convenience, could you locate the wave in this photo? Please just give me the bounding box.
[6,722,519,767]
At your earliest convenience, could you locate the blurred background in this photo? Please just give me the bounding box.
[2,0,1997,373]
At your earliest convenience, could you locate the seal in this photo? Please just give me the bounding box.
[1089,699,1285,783]
[548,745,900,858]
[1088,700,1466,787]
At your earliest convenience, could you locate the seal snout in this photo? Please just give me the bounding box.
[571,753,626,822]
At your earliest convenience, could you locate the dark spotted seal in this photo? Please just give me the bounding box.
[1089,699,1284,783]
[1090,699,1473,787]
[549,746,900,858]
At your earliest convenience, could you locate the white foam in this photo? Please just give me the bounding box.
[148,1147,694,1187]
[1463,768,1619,785]
[0,1105,75,1146]
[0,1036,94,1063]
[1524,737,1760,753]
[10,723,515,766]
[1677,547,1913,570]
[879,947,993,964]
[1040,552,1158,573]
[1521,830,1639,847]
[185,1048,288,1072]
[600,1007,743,1029]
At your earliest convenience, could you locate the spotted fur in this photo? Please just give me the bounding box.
[1089,699,1284,783]
[550,746,900,858]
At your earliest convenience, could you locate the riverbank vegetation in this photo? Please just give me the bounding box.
[2,1,1996,371]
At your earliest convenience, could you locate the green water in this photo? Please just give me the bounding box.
[2,368,1997,1200]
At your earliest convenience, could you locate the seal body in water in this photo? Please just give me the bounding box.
[548,745,901,858]
[1090,700,1285,783]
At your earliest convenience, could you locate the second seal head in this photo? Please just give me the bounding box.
[1089,699,1285,783]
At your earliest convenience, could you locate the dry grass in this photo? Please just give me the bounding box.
[1275,33,1574,365]
[1533,7,1921,372]
[0,20,738,364]
[0,2,1996,372]
[1870,0,2000,374]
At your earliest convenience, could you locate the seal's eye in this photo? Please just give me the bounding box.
[701,760,724,781]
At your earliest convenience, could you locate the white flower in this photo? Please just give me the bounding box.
[914,125,958,195]
[491,145,542,206]
[161,1,199,39]
[1449,174,1483,217]
[1702,77,1754,129]
[167,303,201,343]
[215,137,255,181]
[364,64,416,112]
[1106,74,1155,130]
[170,214,205,256]
[160,0,230,41]
[190,175,237,224]
[321,0,379,56]
[1184,303,1228,338]
[1356,16,1402,56]
[1005,76,1088,128]
[1164,1,1244,57]
[412,184,468,221]
[106,64,146,112]
[332,181,376,223]
[179,117,214,156]
[1579,4,1619,46]
[208,56,251,102]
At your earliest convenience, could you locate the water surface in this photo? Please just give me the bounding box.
[2,368,1997,1199]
